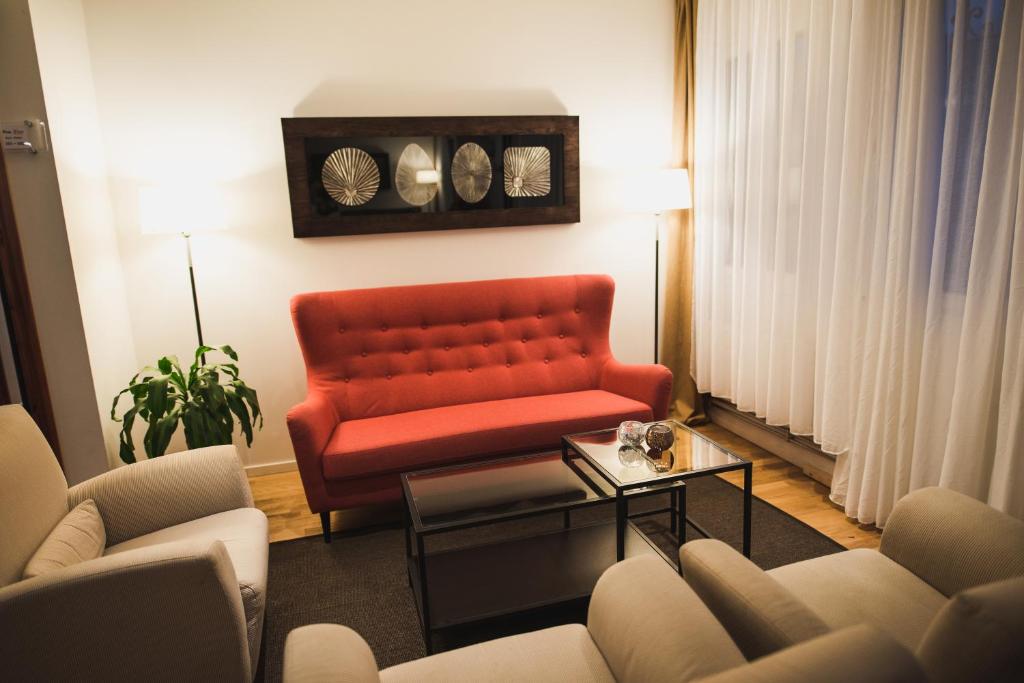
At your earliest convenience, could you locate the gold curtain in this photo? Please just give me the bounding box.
[661,0,704,423]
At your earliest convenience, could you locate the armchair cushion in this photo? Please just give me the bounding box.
[67,445,254,545]
[380,624,613,683]
[323,390,651,481]
[916,576,1024,683]
[768,549,946,650]
[105,507,269,670]
[679,539,830,659]
[879,487,1024,597]
[23,499,105,580]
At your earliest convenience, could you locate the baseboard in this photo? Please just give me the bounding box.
[245,459,298,476]
[707,397,834,486]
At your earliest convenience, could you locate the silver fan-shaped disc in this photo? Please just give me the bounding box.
[322,148,380,206]
[503,146,551,197]
[451,142,492,203]
[395,143,439,206]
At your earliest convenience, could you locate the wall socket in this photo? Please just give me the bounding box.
[2,119,48,154]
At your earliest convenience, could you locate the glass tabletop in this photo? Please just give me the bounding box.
[403,453,608,531]
[565,420,747,489]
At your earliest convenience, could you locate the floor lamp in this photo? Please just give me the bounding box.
[139,186,225,363]
[636,169,692,363]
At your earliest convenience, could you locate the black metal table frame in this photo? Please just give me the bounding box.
[400,450,619,654]
[561,426,753,561]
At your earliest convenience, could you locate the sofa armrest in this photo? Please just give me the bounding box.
[695,625,924,683]
[879,487,1024,597]
[599,359,673,419]
[286,392,339,513]
[67,445,253,546]
[680,539,830,659]
[0,539,251,682]
[284,624,381,683]
[587,555,745,682]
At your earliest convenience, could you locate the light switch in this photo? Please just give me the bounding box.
[2,119,48,154]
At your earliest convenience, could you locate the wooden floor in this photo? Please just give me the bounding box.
[249,422,881,550]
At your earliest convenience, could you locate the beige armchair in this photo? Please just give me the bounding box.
[680,487,1024,683]
[283,554,925,683]
[0,404,268,682]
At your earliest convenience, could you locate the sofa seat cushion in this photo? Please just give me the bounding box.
[322,389,652,481]
[104,508,269,665]
[380,624,615,683]
[768,548,947,651]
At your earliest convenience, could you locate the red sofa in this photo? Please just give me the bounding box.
[287,274,672,540]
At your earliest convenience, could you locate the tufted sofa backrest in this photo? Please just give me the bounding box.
[291,274,615,421]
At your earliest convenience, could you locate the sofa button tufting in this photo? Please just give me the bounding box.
[467,367,473,372]
[574,307,581,314]
[339,327,346,334]
[506,362,512,368]
[521,337,527,343]
[581,352,588,358]
[426,370,433,376]
[343,377,350,383]
[559,333,565,339]
[361,351,368,357]
[403,348,410,354]
[537,313,543,319]
[482,341,489,347]
[381,324,388,331]
[498,316,505,322]
[461,321,468,327]
[386,373,392,380]
[544,358,550,364]
[444,345,451,351]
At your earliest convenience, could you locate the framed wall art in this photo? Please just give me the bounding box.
[281,115,579,237]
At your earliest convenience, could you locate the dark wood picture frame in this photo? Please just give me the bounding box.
[282,116,580,238]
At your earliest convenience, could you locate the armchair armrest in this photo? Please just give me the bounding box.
[680,539,830,659]
[287,392,339,513]
[879,487,1024,597]
[0,539,251,682]
[599,359,673,419]
[284,624,380,683]
[587,555,745,682]
[67,445,252,546]
[695,625,925,683]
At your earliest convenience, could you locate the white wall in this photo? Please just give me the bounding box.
[0,0,109,483]
[39,0,676,470]
[29,0,139,469]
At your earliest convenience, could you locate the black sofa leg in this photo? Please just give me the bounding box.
[320,511,332,543]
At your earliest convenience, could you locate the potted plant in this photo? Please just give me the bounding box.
[111,345,262,463]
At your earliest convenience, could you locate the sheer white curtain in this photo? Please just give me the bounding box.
[693,0,1024,524]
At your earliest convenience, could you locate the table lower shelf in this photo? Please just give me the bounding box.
[409,520,661,631]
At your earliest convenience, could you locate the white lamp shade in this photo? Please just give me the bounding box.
[626,168,692,213]
[139,185,226,235]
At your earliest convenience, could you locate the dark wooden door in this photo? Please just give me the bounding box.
[0,144,62,463]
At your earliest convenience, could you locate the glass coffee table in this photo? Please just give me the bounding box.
[562,420,753,561]
[401,452,661,653]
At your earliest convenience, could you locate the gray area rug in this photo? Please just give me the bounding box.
[259,476,843,682]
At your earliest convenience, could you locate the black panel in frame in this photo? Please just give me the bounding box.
[282,116,580,237]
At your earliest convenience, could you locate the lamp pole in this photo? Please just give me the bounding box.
[654,212,661,364]
[183,232,206,364]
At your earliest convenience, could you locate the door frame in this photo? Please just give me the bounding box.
[0,144,62,462]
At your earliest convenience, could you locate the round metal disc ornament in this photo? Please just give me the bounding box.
[451,142,492,203]
[322,148,380,207]
[503,146,551,197]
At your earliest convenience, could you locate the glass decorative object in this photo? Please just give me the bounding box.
[645,423,675,451]
[617,420,646,448]
[617,445,645,468]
